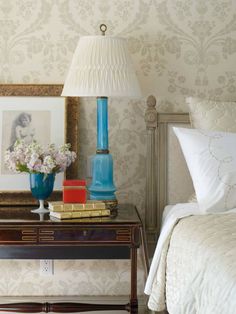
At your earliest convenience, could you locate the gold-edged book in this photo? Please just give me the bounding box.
[48,200,106,212]
[49,209,111,220]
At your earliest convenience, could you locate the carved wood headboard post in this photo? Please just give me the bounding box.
[145,95,191,255]
[144,95,158,254]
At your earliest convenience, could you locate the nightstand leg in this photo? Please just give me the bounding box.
[130,247,138,313]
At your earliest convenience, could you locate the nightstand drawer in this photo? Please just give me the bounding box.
[0,227,133,245]
[39,228,131,243]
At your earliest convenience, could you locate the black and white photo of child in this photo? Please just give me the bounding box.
[8,112,35,151]
[1,110,51,174]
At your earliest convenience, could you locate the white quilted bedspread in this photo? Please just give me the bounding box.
[145,204,236,314]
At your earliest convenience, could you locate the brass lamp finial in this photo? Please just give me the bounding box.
[100,24,107,36]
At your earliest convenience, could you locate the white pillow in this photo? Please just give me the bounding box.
[186,97,236,203]
[173,127,236,213]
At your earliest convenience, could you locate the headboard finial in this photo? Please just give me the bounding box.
[147,95,156,108]
[145,95,157,129]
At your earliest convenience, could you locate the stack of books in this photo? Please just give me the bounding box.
[48,200,110,220]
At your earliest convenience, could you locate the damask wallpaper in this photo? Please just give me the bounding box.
[0,0,236,298]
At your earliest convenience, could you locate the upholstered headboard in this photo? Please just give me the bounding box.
[144,96,194,254]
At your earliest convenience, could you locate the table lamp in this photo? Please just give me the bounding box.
[62,24,141,208]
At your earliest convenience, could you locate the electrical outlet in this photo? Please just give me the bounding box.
[40,259,54,275]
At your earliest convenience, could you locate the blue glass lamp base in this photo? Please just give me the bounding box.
[88,153,116,201]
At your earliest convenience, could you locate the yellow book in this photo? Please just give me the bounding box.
[49,209,111,220]
[48,200,106,212]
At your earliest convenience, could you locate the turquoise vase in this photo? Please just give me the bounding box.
[30,173,55,217]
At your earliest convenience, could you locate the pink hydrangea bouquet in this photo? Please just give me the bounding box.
[5,140,76,174]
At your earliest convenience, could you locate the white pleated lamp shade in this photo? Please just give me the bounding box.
[62,36,142,97]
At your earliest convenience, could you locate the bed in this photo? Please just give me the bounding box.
[144,96,236,314]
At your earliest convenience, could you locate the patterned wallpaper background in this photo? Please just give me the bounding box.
[0,0,236,297]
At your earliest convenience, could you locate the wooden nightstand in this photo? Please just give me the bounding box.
[0,204,148,314]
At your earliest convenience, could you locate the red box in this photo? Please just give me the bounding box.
[63,180,86,203]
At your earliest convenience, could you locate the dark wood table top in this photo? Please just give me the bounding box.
[0,203,141,226]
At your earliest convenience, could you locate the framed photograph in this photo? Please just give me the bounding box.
[0,84,79,205]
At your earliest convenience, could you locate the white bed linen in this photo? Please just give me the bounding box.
[145,203,236,313]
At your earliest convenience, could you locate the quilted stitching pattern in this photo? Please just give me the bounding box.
[166,214,236,314]
[187,97,236,132]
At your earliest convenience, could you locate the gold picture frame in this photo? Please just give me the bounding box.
[0,84,79,205]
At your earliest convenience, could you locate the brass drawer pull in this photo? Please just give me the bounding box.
[22,236,37,241]
[22,229,36,235]
[116,236,131,241]
[116,229,130,234]
[40,236,54,241]
[39,230,54,235]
